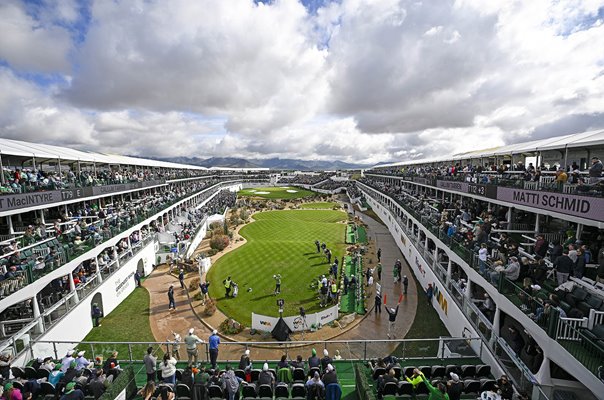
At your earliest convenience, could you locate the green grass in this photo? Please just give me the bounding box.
[300,202,339,209]
[81,287,158,361]
[238,186,316,199]
[207,210,347,326]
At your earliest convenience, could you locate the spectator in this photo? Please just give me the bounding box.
[554,250,574,285]
[589,157,603,184]
[160,353,177,384]
[258,363,274,388]
[321,364,338,386]
[143,347,157,382]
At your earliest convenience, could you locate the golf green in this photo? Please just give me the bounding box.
[300,202,339,209]
[207,210,347,326]
[238,186,316,199]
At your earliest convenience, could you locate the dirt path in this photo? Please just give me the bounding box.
[143,200,418,361]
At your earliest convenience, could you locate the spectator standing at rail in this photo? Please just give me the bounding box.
[589,157,603,184]
[144,347,157,382]
[208,330,220,370]
[185,328,204,367]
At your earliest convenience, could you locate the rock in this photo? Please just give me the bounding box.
[338,313,356,328]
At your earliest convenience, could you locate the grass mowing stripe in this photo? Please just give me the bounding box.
[238,187,316,199]
[208,210,347,326]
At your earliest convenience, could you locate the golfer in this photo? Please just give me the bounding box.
[385,301,401,339]
[274,274,282,295]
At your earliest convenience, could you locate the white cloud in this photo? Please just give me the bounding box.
[0,0,603,165]
[0,0,73,73]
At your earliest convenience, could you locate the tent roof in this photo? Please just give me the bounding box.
[0,138,207,170]
[371,130,604,169]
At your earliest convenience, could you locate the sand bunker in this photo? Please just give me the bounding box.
[255,191,270,194]
[286,190,298,193]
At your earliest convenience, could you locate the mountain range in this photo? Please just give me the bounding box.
[149,156,377,170]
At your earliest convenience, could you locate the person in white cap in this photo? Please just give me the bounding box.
[75,350,91,371]
[60,350,75,372]
[447,372,463,400]
[184,328,204,367]
[320,349,332,372]
[321,364,338,386]
[208,330,220,370]
[172,333,181,360]
[258,362,274,388]
[238,349,251,370]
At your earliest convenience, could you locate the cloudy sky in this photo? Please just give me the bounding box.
[1,0,604,164]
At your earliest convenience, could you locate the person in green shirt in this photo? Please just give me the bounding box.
[405,369,424,388]
[419,370,449,400]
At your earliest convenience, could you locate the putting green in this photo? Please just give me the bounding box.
[238,186,316,199]
[300,202,339,209]
[207,210,347,326]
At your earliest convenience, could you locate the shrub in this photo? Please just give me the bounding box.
[210,235,230,251]
[219,318,245,335]
[203,299,216,316]
[210,221,222,231]
[207,248,218,256]
[189,277,200,292]
[239,208,250,222]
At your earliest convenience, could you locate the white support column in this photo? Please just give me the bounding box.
[491,306,501,343]
[113,247,120,268]
[7,216,14,235]
[32,296,45,334]
[68,273,79,303]
[96,256,103,283]
[534,214,540,233]
[465,278,472,299]
[446,260,452,282]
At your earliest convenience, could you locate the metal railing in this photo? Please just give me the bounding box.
[0,235,155,359]
[28,337,483,365]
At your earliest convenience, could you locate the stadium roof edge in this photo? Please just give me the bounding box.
[369,129,604,169]
[0,137,210,170]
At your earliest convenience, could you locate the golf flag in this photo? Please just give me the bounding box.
[399,294,403,303]
[383,294,387,304]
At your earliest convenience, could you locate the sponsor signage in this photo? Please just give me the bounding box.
[0,191,63,212]
[91,180,165,196]
[0,180,166,213]
[497,187,604,221]
[115,271,135,297]
[251,305,339,332]
[436,180,468,192]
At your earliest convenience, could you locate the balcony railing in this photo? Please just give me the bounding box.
[0,182,234,300]
[359,181,604,385]
[0,234,154,359]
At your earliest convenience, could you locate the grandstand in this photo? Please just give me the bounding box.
[0,131,603,400]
